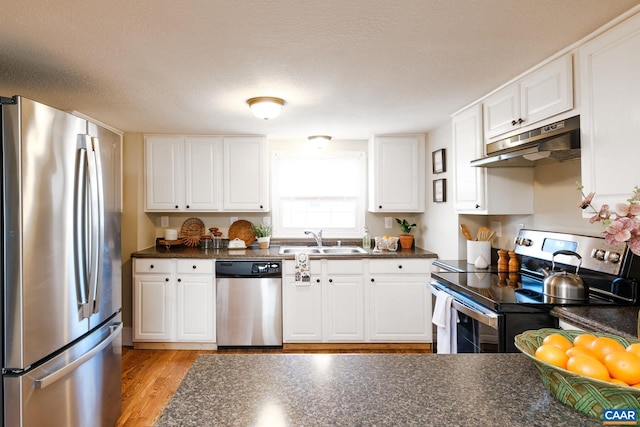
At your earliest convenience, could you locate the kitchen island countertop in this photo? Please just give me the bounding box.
[552,305,639,340]
[156,353,601,426]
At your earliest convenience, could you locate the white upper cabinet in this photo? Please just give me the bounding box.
[452,104,534,215]
[145,134,268,212]
[368,135,425,212]
[579,11,640,209]
[484,55,573,140]
[223,136,269,212]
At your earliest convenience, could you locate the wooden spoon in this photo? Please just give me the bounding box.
[460,224,473,241]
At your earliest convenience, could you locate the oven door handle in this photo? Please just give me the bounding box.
[430,283,499,329]
[450,299,499,329]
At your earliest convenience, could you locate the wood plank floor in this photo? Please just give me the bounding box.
[117,345,431,426]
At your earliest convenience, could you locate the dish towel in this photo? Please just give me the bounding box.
[432,291,459,354]
[294,252,310,283]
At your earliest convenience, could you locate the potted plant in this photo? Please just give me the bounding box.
[252,223,272,249]
[395,218,417,249]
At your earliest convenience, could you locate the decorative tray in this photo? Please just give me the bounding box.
[228,220,256,247]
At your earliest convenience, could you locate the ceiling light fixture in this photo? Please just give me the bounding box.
[246,96,285,120]
[308,135,332,148]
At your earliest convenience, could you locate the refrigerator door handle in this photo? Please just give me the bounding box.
[89,136,105,314]
[32,322,122,390]
[74,144,90,308]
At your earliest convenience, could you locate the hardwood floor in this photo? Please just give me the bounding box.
[117,345,432,426]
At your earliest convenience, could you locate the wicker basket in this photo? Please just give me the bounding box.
[515,328,640,420]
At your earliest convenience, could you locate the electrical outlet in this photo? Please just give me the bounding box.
[490,220,502,238]
[160,216,169,228]
[385,217,393,229]
[230,216,238,224]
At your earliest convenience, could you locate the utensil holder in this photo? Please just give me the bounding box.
[467,240,491,264]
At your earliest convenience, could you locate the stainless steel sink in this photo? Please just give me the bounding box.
[278,246,367,255]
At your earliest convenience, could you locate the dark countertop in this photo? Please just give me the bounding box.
[156,353,600,426]
[552,306,639,340]
[132,244,438,260]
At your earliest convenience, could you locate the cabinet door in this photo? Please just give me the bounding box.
[520,55,573,126]
[366,276,431,342]
[324,272,364,341]
[184,137,222,211]
[282,275,323,342]
[452,104,486,212]
[579,13,640,209]
[145,136,183,211]
[133,275,173,341]
[368,135,425,212]
[175,275,215,342]
[223,136,269,211]
[483,84,520,139]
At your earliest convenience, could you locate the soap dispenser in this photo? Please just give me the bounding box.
[362,227,371,249]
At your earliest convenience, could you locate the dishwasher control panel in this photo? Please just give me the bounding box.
[251,262,281,275]
[216,260,282,278]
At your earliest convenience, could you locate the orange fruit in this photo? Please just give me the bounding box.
[627,343,640,358]
[573,333,597,348]
[566,346,597,359]
[542,333,573,352]
[589,337,626,363]
[566,354,611,382]
[535,344,569,369]
[604,351,640,385]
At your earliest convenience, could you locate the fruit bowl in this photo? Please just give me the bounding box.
[515,328,640,420]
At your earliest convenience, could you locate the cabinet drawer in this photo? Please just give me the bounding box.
[134,258,173,274]
[177,259,214,274]
[283,259,320,275]
[326,260,364,275]
[368,259,430,275]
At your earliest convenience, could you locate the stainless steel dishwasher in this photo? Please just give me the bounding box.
[215,260,283,347]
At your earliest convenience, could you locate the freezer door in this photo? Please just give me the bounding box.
[3,320,122,427]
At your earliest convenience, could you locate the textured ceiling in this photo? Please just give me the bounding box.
[1,0,639,138]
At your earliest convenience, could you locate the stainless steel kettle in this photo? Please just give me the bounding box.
[542,250,588,302]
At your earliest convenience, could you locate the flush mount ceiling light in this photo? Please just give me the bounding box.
[308,135,332,148]
[246,96,285,120]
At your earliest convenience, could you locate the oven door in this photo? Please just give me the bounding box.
[430,281,502,353]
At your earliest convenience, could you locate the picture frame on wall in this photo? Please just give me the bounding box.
[432,148,446,174]
[433,178,446,203]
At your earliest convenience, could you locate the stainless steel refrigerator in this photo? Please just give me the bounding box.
[1,96,122,426]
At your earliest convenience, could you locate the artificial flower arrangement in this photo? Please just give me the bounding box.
[578,183,640,255]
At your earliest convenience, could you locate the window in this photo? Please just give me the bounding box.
[271,151,366,238]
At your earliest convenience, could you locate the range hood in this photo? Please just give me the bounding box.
[470,116,580,167]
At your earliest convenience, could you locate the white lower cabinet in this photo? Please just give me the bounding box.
[366,259,432,342]
[133,258,215,345]
[283,258,430,343]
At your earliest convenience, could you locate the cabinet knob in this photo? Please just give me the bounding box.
[398,265,403,269]
[150,264,154,269]
[186,205,190,209]
[175,205,179,209]
[259,205,264,209]
[511,119,517,126]
[177,278,182,282]
[475,204,480,209]
[379,205,383,209]
[165,278,169,282]
[518,118,524,124]
[192,265,197,269]
[329,278,333,283]
[316,278,321,283]
[371,278,375,282]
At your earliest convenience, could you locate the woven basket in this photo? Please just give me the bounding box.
[515,328,640,420]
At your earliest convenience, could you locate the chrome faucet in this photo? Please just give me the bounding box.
[304,229,323,247]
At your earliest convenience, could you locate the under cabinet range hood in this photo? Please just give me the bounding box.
[470,116,580,167]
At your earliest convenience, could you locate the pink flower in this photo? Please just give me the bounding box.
[616,201,640,218]
[604,217,635,244]
[579,192,595,209]
[628,235,640,256]
[589,204,610,224]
